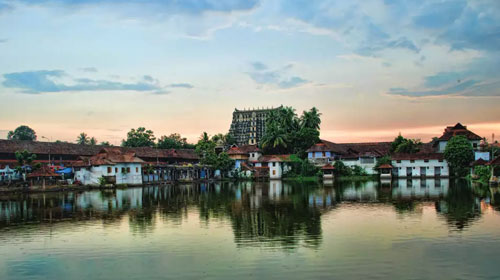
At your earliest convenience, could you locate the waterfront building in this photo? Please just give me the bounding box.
[306,140,391,175]
[390,153,449,178]
[73,148,144,185]
[228,107,280,146]
[227,144,290,179]
[435,123,482,153]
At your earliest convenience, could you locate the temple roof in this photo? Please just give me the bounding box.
[438,123,482,141]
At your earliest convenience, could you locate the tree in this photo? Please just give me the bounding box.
[374,155,392,172]
[334,160,352,176]
[394,139,421,154]
[7,125,37,141]
[89,137,97,145]
[100,141,111,146]
[261,123,288,154]
[15,150,40,181]
[122,127,156,147]
[390,134,421,154]
[76,132,89,145]
[444,135,474,177]
[157,133,193,149]
[300,107,321,130]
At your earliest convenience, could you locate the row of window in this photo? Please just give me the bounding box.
[395,159,444,163]
[107,167,139,174]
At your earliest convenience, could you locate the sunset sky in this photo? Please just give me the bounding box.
[1,0,499,145]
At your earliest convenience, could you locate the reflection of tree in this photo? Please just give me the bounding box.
[230,184,321,248]
[436,180,481,230]
[393,200,416,213]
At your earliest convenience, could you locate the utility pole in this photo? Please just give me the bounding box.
[41,136,52,166]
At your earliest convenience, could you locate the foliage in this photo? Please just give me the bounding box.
[444,135,474,177]
[15,150,38,180]
[76,132,89,145]
[122,127,156,147]
[374,155,391,171]
[8,125,37,141]
[195,132,234,177]
[89,137,97,145]
[157,133,194,149]
[334,161,352,176]
[100,141,111,146]
[98,176,107,186]
[351,165,367,176]
[260,106,321,157]
[474,165,491,184]
[390,134,421,154]
[211,133,236,147]
[285,155,319,177]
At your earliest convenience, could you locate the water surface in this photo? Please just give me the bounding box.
[1,179,500,280]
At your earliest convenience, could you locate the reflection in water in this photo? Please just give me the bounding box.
[1,179,500,280]
[0,179,491,237]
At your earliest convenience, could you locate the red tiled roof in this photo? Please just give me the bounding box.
[377,163,393,169]
[489,156,500,166]
[321,164,335,170]
[306,140,391,158]
[227,145,261,155]
[73,148,144,166]
[438,123,482,141]
[258,154,291,162]
[471,158,488,166]
[27,166,60,178]
[0,140,199,161]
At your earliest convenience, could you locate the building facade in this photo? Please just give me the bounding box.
[228,107,280,146]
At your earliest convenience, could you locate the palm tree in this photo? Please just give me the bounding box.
[76,132,89,145]
[301,107,321,130]
[89,137,97,145]
[261,124,288,154]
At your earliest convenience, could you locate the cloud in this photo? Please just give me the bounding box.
[9,0,259,14]
[412,0,467,29]
[79,67,98,73]
[0,2,12,14]
[168,83,194,89]
[388,80,478,97]
[246,62,308,89]
[2,70,164,94]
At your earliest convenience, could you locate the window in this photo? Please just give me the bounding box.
[115,167,118,173]
[360,157,375,164]
[397,160,401,163]
[473,143,478,148]
[122,167,125,173]
[127,167,130,173]
[410,160,415,163]
[322,152,326,157]
[107,167,112,174]
[136,167,139,173]
[424,159,429,163]
[272,170,276,175]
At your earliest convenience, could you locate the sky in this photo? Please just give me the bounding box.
[0,0,499,145]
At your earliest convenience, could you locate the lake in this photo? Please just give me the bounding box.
[1,179,500,280]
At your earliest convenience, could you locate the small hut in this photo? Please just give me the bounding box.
[321,164,335,179]
[377,163,393,179]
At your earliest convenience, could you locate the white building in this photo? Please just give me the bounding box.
[391,154,449,178]
[73,148,144,186]
[306,140,391,175]
[435,123,482,153]
[254,155,291,179]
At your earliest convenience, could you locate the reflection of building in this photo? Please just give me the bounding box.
[392,179,449,199]
[341,181,378,201]
[228,107,280,146]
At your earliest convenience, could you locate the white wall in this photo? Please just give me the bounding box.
[391,159,449,177]
[269,161,283,179]
[340,157,377,175]
[75,163,142,186]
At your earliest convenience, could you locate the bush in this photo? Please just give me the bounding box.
[98,176,107,186]
[334,161,352,176]
[351,165,367,176]
[474,165,491,183]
